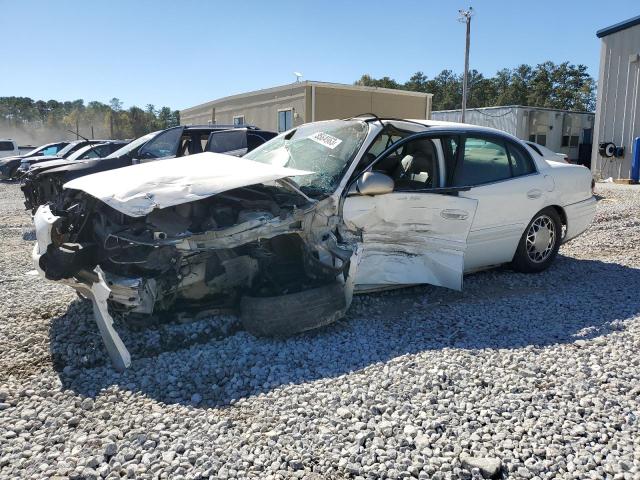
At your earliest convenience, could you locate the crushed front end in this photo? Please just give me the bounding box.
[33,183,357,370]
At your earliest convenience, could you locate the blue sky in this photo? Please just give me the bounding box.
[1,0,638,110]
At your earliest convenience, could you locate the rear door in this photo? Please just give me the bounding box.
[450,134,548,271]
[342,132,477,291]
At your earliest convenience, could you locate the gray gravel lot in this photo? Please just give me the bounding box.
[1,181,639,479]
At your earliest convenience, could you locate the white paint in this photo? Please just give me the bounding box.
[32,205,131,370]
[343,192,478,291]
[64,153,313,217]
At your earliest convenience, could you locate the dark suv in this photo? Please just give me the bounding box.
[22,125,277,212]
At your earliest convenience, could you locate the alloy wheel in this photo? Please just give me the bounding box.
[526,214,556,263]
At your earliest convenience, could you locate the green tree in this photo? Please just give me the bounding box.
[405,71,429,92]
[355,74,401,89]
[355,61,596,112]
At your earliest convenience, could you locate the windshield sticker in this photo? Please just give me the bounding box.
[308,132,343,150]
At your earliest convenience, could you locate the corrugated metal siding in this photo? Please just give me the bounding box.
[432,107,594,160]
[592,23,640,179]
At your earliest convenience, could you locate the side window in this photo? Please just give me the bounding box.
[138,127,183,159]
[452,137,511,187]
[207,130,247,154]
[41,146,59,155]
[507,142,536,177]
[372,137,439,190]
[81,148,100,159]
[351,130,410,178]
[368,134,404,157]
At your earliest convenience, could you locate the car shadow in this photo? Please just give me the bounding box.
[51,255,640,407]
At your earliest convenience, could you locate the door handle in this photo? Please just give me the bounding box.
[527,189,542,199]
[441,209,469,220]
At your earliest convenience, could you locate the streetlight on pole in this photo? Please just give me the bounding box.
[458,7,473,123]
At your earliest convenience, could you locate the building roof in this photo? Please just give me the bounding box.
[596,14,640,38]
[181,81,432,114]
[433,105,594,115]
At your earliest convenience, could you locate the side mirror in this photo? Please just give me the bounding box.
[351,171,394,196]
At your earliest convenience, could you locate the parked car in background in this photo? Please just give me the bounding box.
[0,139,19,159]
[0,141,69,179]
[22,126,277,212]
[18,145,37,155]
[16,139,111,173]
[525,141,569,164]
[30,117,596,370]
[17,140,129,176]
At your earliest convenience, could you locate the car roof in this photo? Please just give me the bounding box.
[373,118,523,143]
[182,124,263,131]
[67,139,111,145]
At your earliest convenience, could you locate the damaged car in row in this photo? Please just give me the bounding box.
[22,125,277,212]
[31,117,597,370]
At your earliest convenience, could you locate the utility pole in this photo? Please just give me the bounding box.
[458,7,473,123]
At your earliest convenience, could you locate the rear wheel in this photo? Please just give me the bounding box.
[512,208,562,273]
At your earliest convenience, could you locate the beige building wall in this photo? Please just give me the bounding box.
[312,86,430,121]
[180,82,432,132]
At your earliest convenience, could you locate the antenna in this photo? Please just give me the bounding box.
[293,72,303,82]
[458,7,474,123]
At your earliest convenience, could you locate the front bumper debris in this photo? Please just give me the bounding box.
[32,205,131,371]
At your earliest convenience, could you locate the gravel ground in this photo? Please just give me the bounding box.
[1,181,639,479]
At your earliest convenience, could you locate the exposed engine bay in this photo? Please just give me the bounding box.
[33,182,357,370]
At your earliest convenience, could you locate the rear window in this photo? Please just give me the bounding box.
[508,143,536,176]
[0,141,15,151]
[207,130,247,153]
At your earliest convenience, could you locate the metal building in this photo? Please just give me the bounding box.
[591,15,640,181]
[432,106,594,163]
[180,81,432,132]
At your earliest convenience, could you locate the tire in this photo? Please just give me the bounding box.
[240,282,347,337]
[6,164,19,180]
[511,207,562,273]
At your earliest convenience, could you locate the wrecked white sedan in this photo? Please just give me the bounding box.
[32,117,596,370]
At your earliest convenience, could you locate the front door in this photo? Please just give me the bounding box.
[135,126,184,164]
[342,132,477,291]
[344,192,477,291]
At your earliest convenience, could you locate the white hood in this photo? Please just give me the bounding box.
[64,152,312,217]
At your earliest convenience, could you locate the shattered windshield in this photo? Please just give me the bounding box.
[243,120,369,197]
